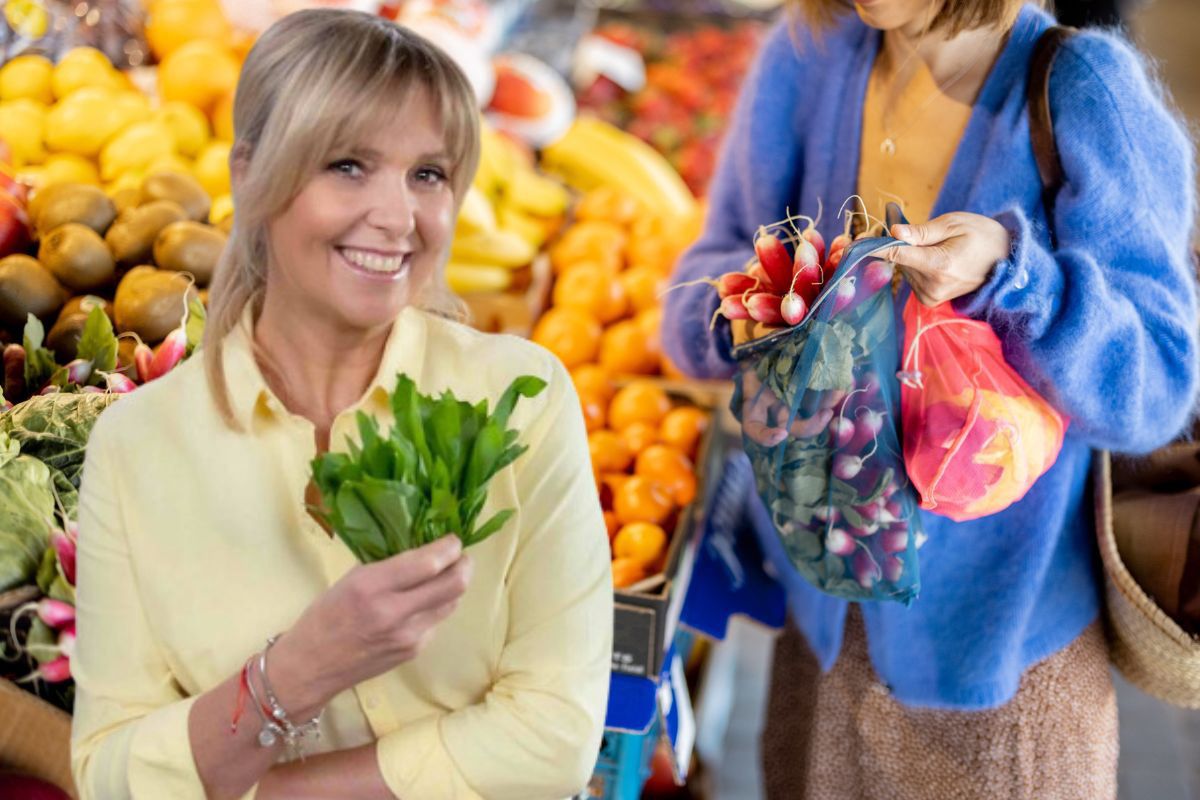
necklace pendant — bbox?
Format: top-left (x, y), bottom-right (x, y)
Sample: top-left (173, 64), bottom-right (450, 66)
top-left (880, 137), bottom-right (896, 157)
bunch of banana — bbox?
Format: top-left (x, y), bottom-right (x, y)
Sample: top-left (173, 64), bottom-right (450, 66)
top-left (447, 122), bottom-right (571, 295)
top-left (540, 116), bottom-right (697, 225)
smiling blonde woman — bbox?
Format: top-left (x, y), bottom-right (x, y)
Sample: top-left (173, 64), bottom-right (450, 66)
top-left (69, 11), bottom-right (612, 800)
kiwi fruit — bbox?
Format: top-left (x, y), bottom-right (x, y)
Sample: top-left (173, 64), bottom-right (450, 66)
top-left (35, 185), bottom-right (117, 238)
top-left (114, 265), bottom-right (199, 343)
top-left (38, 223), bottom-right (116, 292)
top-left (58, 294), bottom-right (114, 323)
top-left (46, 311), bottom-right (89, 363)
top-left (153, 221), bottom-right (226, 285)
top-left (0, 254), bottom-right (68, 327)
top-left (109, 186), bottom-right (140, 216)
top-left (105, 200), bottom-right (187, 266)
top-left (140, 171), bottom-right (211, 223)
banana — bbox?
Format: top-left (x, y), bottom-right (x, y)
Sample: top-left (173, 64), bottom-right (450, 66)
top-left (451, 228), bottom-right (537, 268)
top-left (474, 123), bottom-right (515, 200)
top-left (446, 260), bottom-right (514, 294)
top-left (497, 203), bottom-right (551, 249)
top-left (456, 185), bottom-right (498, 236)
top-left (541, 117), bottom-right (697, 223)
top-left (506, 167), bottom-right (571, 218)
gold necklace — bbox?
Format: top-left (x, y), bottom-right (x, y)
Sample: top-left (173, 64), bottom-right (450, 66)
top-left (876, 44), bottom-right (984, 157)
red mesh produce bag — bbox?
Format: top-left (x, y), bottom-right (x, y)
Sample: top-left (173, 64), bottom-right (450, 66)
top-left (899, 297), bottom-right (1067, 521)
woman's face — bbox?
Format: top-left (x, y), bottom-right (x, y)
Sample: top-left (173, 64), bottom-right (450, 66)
top-left (853, 0), bottom-right (939, 31)
top-left (264, 91), bottom-right (456, 334)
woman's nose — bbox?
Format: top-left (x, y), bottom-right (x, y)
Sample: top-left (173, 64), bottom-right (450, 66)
top-left (364, 176), bottom-right (416, 237)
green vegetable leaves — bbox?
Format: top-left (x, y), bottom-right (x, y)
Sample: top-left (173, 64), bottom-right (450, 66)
top-left (76, 305), bottom-right (117, 374)
top-left (22, 315), bottom-right (57, 391)
top-left (311, 373), bottom-right (547, 563)
top-left (0, 429), bottom-right (56, 592)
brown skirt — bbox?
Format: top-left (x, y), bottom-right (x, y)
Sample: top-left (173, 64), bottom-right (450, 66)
top-left (762, 608), bottom-right (1118, 800)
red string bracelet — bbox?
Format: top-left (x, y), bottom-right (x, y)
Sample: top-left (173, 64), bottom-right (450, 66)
top-left (230, 658), bottom-right (253, 734)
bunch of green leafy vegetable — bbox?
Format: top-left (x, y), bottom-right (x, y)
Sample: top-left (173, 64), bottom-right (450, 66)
top-left (310, 373), bottom-right (547, 562)
top-left (0, 430), bottom-right (56, 593)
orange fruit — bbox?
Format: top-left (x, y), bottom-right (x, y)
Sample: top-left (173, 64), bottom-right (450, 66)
top-left (620, 421), bottom-right (660, 454)
top-left (598, 472), bottom-right (631, 511)
top-left (628, 234), bottom-right (679, 275)
top-left (661, 352), bottom-right (688, 380)
top-left (609, 380), bottom-right (672, 431)
top-left (612, 556), bottom-right (647, 589)
top-left (145, 0), bottom-right (232, 60)
top-left (212, 88), bottom-right (235, 141)
top-left (576, 186), bottom-right (641, 226)
top-left (600, 320), bottom-right (659, 376)
top-left (614, 475), bottom-right (675, 526)
top-left (589, 429), bottom-right (634, 474)
top-left (552, 261), bottom-right (630, 324)
top-left (579, 391), bottom-right (606, 433)
top-left (571, 363), bottom-right (614, 402)
top-left (613, 522), bottom-right (668, 567)
top-left (660, 406), bottom-right (710, 459)
top-left (157, 40), bottom-right (240, 115)
top-left (635, 444), bottom-right (697, 506)
top-left (635, 307), bottom-right (663, 360)
top-left (619, 266), bottom-right (667, 313)
top-left (603, 510), bottom-right (620, 543)
top-left (531, 307), bottom-right (602, 369)
top-left (550, 220), bottom-right (626, 274)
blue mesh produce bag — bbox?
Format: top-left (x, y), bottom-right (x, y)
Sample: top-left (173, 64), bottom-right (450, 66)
top-left (730, 211), bottom-right (923, 604)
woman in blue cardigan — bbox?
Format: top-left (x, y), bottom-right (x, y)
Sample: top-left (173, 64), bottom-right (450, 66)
top-left (662, 0), bottom-right (1198, 797)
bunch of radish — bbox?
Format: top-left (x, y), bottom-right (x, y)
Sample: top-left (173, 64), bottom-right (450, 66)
top-left (710, 202), bottom-right (897, 333)
top-left (8, 519), bottom-right (78, 685)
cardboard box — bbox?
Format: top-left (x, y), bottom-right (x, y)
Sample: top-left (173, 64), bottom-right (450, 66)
top-left (0, 679), bottom-right (77, 798)
top-left (611, 381), bottom-right (732, 678)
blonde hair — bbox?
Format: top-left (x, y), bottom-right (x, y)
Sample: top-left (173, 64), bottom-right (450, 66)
top-left (203, 9), bottom-right (480, 429)
top-left (789, 0), bottom-right (1026, 36)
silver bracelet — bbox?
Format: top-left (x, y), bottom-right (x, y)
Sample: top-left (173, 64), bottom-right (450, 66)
top-left (249, 636), bottom-right (322, 760)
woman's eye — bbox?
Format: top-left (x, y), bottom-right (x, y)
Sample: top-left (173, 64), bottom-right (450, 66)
top-left (415, 166), bottom-right (449, 185)
top-left (328, 159), bottom-right (364, 178)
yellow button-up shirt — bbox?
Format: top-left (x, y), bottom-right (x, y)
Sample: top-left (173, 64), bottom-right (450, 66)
top-left (70, 306), bottom-right (613, 800)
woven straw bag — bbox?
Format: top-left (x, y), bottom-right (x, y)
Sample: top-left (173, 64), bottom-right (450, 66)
top-left (1093, 451), bottom-right (1200, 707)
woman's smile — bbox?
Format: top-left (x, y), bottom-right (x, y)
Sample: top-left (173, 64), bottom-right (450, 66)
top-left (334, 245), bottom-right (414, 280)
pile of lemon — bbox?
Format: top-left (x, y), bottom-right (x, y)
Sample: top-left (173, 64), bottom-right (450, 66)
top-left (0, 0), bottom-right (243, 226)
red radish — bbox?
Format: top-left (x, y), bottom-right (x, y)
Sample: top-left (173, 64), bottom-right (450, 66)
top-left (881, 527), bottom-right (909, 554)
top-left (134, 342), bottom-right (153, 384)
top-left (710, 294), bottom-right (750, 329)
top-left (862, 259), bottom-right (895, 295)
top-left (828, 232), bottom-right (851, 259)
top-left (848, 408), bottom-right (886, 453)
top-left (853, 550), bottom-right (882, 589)
top-left (791, 260), bottom-right (824, 305)
top-left (745, 292), bottom-right (784, 324)
top-left (855, 503), bottom-right (882, 524)
top-left (829, 415), bottom-right (855, 447)
top-left (39, 385), bottom-right (59, 395)
top-left (827, 246), bottom-right (846, 273)
top-left (103, 372), bottom-right (137, 393)
top-left (813, 505), bottom-right (841, 524)
top-left (36, 598), bottom-right (75, 629)
top-left (57, 622), bottom-right (76, 659)
top-left (792, 237), bottom-right (819, 272)
top-left (884, 496), bottom-right (904, 517)
top-left (826, 527), bottom-right (857, 557)
top-left (803, 228), bottom-right (826, 266)
top-left (747, 259), bottom-right (784, 295)
top-left (780, 291), bottom-right (807, 325)
top-left (19, 655), bottom-right (71, 684)
top-left (883, 555), bottom-right (905, 582)
top-left (831, 276), bottom-right (858, 314)
top-left (744, 420), bottom-right (788, 447)
top-left (716, 271), bottom-right (760, 298)
top-left (147, 329), bottom-right (187, 381)
top-left (63, 359), bottom-right (92, 385)
top-left (3, 343), bottom-right (26, 401)
top-left (754, 228), bottom-right (793, 292)
top-left (848, 521), bottom-right (880, 538)
top-left (50, 530), bottom-right (76, 585)
top-left (833, 453), bottom-right (866, 481)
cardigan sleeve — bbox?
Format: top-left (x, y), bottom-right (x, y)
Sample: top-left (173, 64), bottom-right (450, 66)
top-left (956, 31), bottom-right (1199, 453)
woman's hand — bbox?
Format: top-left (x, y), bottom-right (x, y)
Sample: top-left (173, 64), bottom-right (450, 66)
top-left (268, 535), bottom-right (472, 715)
top-left (881, 212), bottom-right (1011, 306)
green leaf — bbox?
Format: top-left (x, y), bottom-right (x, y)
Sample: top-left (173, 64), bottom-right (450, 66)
top-left (22, 315), bottom-right (58, 390)
top-left (332, 483), bottom-right (390, 563)
top-left (467, 508), bottom-right (514, 546)
top-left (185, 297), bottom-right (207, 356)
top-left (805, 319), bottom-right (857, 393)
top-left (783, 529), bottom-right (822, 562)
top-left (75, 305), bottom-right (118, 374)
top-left (492, 376), bottom-right (547, 429)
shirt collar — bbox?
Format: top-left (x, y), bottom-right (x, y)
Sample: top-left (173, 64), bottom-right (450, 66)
top-left (222, 304), bottom-right (429, 431)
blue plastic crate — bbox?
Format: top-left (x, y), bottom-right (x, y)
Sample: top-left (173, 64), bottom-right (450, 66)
top-left (586, 718), bottom-right (661, 800)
